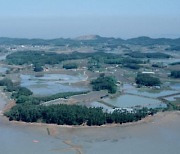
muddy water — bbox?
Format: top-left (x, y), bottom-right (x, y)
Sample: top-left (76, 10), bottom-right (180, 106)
top-left (1, 95), bottom-right (180, 154)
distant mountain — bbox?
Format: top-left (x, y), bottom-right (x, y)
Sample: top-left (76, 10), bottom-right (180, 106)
top-left (126, 36), bottom-right (180, 45)
top-left (0, 36), bottom-right (180, 46)
top-left (75, 35), bottom-right (102, 40)
top-left (0, 37), bottom-right (48, 45)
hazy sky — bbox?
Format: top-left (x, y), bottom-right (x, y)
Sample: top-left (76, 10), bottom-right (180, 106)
top-left (0, 0), bottom-right (180, 38)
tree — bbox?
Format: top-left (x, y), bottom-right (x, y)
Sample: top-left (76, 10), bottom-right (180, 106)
top-left (170, 71), bottom-right (180, 78)
top-left (136, 73), bottom-right (161, 86)
top-left (5, 104), bottom-right (156, 126)
top-left (63, 63), bottom-right (78, 69)
top-left (91, 74), bottom-right (117, 93)
top-left (34, 65), bottom-right (43, 72)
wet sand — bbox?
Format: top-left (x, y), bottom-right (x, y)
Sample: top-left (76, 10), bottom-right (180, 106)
top-left (1, 111), bottom-right (180, 154)
top-left (1, 89), bottom-right (180, 154)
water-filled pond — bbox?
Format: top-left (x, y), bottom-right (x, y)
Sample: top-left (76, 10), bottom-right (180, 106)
top-left (0, 67), bottom-right (8, 73)
top-left (103, 94), bottom-right (166, 109)
top-left (0, 54), bottom-right (8, 61)
top-left (150, 58), bottom-right (180, 64)
top-left (170, 83), bottom-right (180, 91)
top-left (20, 74), bottom-right (89, 96)
top-left (127, 89), bottom-right (178, 98)
top-left (122, 83), bottom-right (179, 98)
top-left (165, 94), bottom-right (180, 101)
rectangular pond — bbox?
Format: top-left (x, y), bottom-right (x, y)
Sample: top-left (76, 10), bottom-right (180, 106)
top-left (127, 89), bottom-right (178, 98)
top-left (103, 94), bottom-right (167, 109)
top-left (170, 83), bottom-right (180, 91)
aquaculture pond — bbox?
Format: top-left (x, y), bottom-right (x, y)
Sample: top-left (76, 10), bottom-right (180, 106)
top-left (150, 58), bottom-right (180, 64)
top-left (20, 74), bottom-right (89, 96)
top-left (165, 94), bottom-right (180, 101)
top-left (103, 94), bottom-right (166, 109)
top-left (170, 83), bottom-right (180, 91)
top-left (0, 54), bottom-right (8, 61)
top-left (0, 67), bottom-right (8, 74)
top-left (126, 89), bottom-right (178, 98)
top-left (122, 83), bottom-right (178, 98)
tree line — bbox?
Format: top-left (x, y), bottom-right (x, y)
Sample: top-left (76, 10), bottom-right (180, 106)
top-left (5, 103), bottom-right (157, 126)
top-left (126, 52), bottom-right (171, 59)
top-left (6, 51), bottom-right (115, 66)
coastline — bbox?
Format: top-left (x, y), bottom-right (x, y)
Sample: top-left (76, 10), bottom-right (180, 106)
top-left (0, 110), bottom-right (166, 129)
top-left (1, 89), bottom-right (179, 131)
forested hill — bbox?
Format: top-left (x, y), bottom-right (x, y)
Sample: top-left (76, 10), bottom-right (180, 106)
top-left (0, 36), bottom-right (180, 46)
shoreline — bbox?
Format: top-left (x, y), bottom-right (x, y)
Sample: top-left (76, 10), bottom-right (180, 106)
top-left (1, 88), bottom-right (179, 130)
top-left (1, 98), bottom-right (156, 129)
top-left (1, 111), bottom-right (161, 129)
top-left (1, 91), bottom-right (156, 129)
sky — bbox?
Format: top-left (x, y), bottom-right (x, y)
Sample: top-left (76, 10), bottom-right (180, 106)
top-left (0, 0), bottom-right (180, 39)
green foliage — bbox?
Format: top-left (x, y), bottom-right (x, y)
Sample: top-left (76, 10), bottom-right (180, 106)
top-left (32, 91), bottom-right (89, 104)
top-left (170, 71), bottom-right (180, 78)
top-left (17, 87), bottom-right (33, 96)
top-left (104, 57), bottom-right (143, 65)
top-left (5, 104), bottom-right (156, 126)
top-left (34, 65), bottom-right (43, 72)
top-left (1, 36), bottom-right (180, 46)
top-left (12, 87), bottom-right (33, 103)
top-left (0, 78), bottom-right (13, 87)
top-left (126, 37), bottom-right (180, 46)
top-left (5, 104), bottom-right (43, 122)
top-left (87, 59), bottom-right (102, 71)
top-left (123, 64), bottom-right (140, 70)
top-left (127, 52), bottom-right (171, 59)
top-left (152, 64), bottom-right (158, 67)
top-left (0, 78), bottom-right (18, 92)
top-left (6, 51), bottom-right (114, 66)
top-left (170, 62), bottom-right (180, 66)
top-left (7, 50), bottom-right (144, 70)
top-left (14, 91), bottom-right (89, 105)
top-left (91, 74), bottom-right (117, 93)
top-left (166, 46), bottom-right (180, 51)
top-left (0, 78), bottom-right (33, 99)
top-left (63, 63), bottom-right (78, 69)
top-left (136, 73), bottom-right (161, 86)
